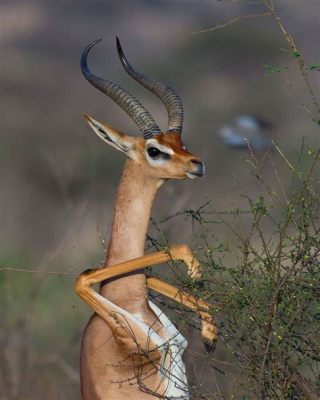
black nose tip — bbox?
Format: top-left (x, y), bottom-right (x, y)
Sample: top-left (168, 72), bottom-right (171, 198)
top-left (191, 159), bottom-right (205, 176)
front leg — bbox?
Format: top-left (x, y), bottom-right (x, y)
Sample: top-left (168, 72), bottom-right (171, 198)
top-left (76, 271), bottom-right (162, 355)
top-left (77, 244), bottom-right (202, 287)
top-left (76, 244), bottom-right (216, 346)
top-left (147, 277), bottom-right (217, 345)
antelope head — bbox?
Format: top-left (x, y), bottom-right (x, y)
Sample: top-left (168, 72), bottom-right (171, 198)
top-left (81, 38), bottom-right (205, 182)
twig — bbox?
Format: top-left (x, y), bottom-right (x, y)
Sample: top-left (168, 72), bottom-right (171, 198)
top-left (193, 12), bottom-right (272, 34)
top-left (273, 142), bottom-right (320, 200)
top-left (0, 267), bottom-right (78, 275)
top-left (261, 0), bottom-right (320, 116)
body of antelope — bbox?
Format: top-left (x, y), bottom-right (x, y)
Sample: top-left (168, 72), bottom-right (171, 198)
top-left (76, 38), bottom-right (217, 400)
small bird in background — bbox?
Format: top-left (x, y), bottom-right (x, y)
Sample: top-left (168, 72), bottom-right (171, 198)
top-left (218, 115), bottom-right (273, 150)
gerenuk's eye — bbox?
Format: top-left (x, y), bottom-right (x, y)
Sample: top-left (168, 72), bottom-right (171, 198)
top-left (147, 147), bottom-right (161, 158)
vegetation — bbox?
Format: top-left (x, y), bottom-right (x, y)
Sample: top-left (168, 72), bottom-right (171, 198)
top-left (150, 141), bottom-right (320, 399)
top-left (148, 1), bottom-right (320, 398)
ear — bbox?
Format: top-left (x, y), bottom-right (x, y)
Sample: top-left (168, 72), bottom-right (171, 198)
top-left (84, 114), bottom-right (136, 159)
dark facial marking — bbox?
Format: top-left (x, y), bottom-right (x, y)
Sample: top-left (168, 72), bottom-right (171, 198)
top-left (147, 146), bottom-right (170, 161)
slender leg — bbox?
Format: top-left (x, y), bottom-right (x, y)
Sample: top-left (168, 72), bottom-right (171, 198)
top-left (77, 245), bottom-right (202, 288)
top-left (76, 275), bottom-right (163, 353)
top-left (76, 244), bottom-right (216, 346)
top-left (147, 277), bottom-right (217, 344)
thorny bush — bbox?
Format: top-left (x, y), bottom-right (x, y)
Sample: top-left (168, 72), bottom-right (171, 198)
top-left (148, 143), bottom-right (320, 399)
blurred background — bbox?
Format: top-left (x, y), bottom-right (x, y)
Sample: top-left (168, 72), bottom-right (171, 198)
top-left (0, 0), bottom-right (319, 398)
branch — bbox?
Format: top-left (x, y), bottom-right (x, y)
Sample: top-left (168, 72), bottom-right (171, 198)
top-left (0, 267), bottom-right (78, 276)
top-left (193, 12), bottom-right (272, 34)
top-left (261, 0), bottom-right (320, 117)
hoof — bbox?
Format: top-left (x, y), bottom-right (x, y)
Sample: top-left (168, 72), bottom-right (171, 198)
top-left (203, 340), bottom-right (216, 353)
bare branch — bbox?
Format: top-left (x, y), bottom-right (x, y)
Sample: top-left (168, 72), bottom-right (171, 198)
top-left (193, 12), bottom-right (272, 34)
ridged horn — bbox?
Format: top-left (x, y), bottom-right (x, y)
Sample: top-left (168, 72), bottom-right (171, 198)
top-left (81, 39), bottom-right (161, 139)
top-left (116, 37), bottom-right (184, 135)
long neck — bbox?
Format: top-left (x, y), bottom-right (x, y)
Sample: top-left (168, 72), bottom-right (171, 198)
top-left (100, 159), bottom-right (161, 308)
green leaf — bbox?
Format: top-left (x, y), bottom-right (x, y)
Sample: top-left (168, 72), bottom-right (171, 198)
top-left (263, 64), bottom-right (288, 75)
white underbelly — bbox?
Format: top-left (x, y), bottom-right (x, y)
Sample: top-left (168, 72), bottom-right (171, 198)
top-left (148, 301), bottom-right (189, 399)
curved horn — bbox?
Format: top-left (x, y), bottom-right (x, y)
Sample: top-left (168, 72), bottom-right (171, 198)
top-left (81, 39), bottom-right (161, 139)
top-left (116, 37), bottom-right (184, 135)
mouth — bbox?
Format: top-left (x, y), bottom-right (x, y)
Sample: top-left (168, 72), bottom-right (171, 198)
top-left (186, 171), bottom-right (204, 179)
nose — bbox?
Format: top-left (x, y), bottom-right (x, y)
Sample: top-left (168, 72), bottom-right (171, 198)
top-left (191, 159), bottom-right (205, 177)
